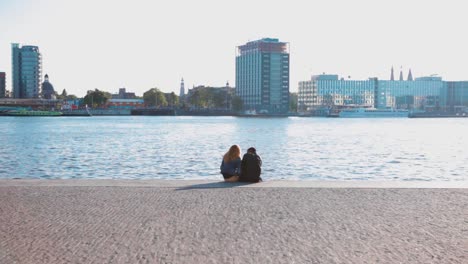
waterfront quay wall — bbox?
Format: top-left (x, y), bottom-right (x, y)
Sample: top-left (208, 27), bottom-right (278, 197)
top-left (89, 109), bottom-right (131, 115)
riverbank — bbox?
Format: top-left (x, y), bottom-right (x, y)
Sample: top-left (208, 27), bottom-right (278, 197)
top-left (1, 180), bottom-right (466, 263)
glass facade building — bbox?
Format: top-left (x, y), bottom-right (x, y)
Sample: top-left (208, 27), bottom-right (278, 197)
top-left (236, 38), bottom-right (289, 113)
top-left (298, 74), bottom-right (465, 111)
top-left (376, 77), bottom-right (443, 109)
top-left (12, 43), bottom-right (42, 98)
top-left (298, 75), bottom-right (376, 111)
top-left (441, 81), bottom-right (468, 110)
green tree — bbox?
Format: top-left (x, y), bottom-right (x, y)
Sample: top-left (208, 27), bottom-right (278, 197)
top-left (66, 94), bottom-right (78, 100)
top-left (188, 90), bottom-right (202, 108)
top-left (289, 92), bottom-right (298, 113)
top-left (164, 92), bottom-right (179, 107)
top-left (200, 88), bottom-right (213, 108)
top-left (83, 89), bottom-right (112, 108)
top-left (56, 89), bottom-right (69, 100)
top-left (143, 88), bottom-right (167, 107)
top-left (213, 91), bottom-right (226, 108)
top-left (187, 87), bottom-right (235, 109)
top-left (231, 96), bottom-right (243, 112)
top-left (56, 90), bottom-right (78, 100)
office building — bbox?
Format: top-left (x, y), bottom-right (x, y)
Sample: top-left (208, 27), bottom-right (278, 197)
top-left (12, 43), bottom-right (42, 98)
top-left (107, 99), bottom-right (144, 109)
top-left (298, 70), bottom-right (451, 111)
top-left (236, 38), bottom-right (289, 113)
top-left (376, 77), bottom-right (442, 109)
top-left (0, 72), bottom-right (5, 98)
top-left (298, 74), bottom-right (376, 111)
top-left (441, 81), bottom-right (468, 110)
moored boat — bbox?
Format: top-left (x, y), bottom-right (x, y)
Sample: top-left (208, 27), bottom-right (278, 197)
top-left (7, 109), bottom-right (63, 116)
top-left (61, 108), bottom-right (92, 116)
top-left (408, 111), bottom-right (468, 118)
top-left (339, 108), bottom-right (409, 118)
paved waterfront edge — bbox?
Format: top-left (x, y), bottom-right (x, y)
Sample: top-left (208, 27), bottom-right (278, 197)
top-left (1, 179), bottom-right (467, 188)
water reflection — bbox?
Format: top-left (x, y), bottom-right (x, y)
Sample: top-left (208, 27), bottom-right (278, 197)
top-left (0, 116), bottom-right (467, 181)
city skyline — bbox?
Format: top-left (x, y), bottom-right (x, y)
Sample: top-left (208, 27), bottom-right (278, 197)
top-left (1, 0), bottom-right (467, 97)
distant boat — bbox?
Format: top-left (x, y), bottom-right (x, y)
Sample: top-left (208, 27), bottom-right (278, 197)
top-left (7, 109), bottom-right (63, 116)
top-left (243, 109), bottom-right (257, 116)
top-left (61, 108), bottom-right (92, 116)
top-left (339, 108), bottom-right (409, 118)
top-left (409, 111), bottom-right (468, 118)
top-left (0, 107), bottom-right (27, 115)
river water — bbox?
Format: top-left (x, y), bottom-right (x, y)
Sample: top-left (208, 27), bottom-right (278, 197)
top-left (0, 116), bottom-right (467, 181)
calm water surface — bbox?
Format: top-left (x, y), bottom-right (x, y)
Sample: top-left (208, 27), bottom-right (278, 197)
top-left (0, 116), bottom-right (467, 181)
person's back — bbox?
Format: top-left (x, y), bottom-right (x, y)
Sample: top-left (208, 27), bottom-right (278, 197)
top-left (239, 147), bottom-right (262, 183)
top-left (220, 145), bottom-right (242, 182)
top-left (220, 157), bottom-right (241, 178)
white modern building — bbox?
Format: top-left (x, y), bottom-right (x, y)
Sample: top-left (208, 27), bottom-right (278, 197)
top-left (298, 70), bottom-right (461, 112)
top-left (298, 74), bottom-right (376, 111)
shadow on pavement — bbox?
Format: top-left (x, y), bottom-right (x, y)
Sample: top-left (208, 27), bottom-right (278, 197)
top-left (175, 181), bottom-right (254, 190)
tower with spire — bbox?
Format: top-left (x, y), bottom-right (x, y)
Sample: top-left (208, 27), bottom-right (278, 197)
top-left (407, 69), bottom-right (413, 81)
top-left (399, 67), bottom-right (404, 81)
top-left (179, 78), bottom-right (185, 98)
top-left (390, 66), bottom-right (394, 81)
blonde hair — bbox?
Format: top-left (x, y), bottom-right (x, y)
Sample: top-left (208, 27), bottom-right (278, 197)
top-left (223, 145), bottom-right (241, 163)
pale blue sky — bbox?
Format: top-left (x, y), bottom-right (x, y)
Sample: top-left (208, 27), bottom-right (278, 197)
top-left (1, 0), bottom-right (467, 97)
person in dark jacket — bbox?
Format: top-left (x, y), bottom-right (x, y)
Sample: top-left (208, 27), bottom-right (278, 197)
top-left (239, 147), bottom-right (262, 183)
top-left (220, 145), bottom-right (242, 182)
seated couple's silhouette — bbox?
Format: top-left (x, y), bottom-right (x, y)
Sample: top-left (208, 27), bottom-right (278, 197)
top-left (220, 145), bottom-right (262, 183)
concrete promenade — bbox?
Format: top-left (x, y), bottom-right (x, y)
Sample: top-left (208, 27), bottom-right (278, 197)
top-left (1, 180), bottom-right (467, 264)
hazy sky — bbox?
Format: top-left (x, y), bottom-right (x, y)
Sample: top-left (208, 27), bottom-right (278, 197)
top-left (1, 0), bottom-right (467, 97)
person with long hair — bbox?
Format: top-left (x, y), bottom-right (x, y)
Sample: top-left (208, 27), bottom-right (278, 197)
top-left (220, 145), bottom-right (241, 182)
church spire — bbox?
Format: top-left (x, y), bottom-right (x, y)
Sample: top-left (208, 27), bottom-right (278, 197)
top-left (407, 69), bottom-right (413, 81)
top-left (390, 66), bottom-right (394, 81)
top-left (179, 78), bottom-right (185, 97)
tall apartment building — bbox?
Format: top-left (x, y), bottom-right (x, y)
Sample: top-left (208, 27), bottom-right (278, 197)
top-left (12, 43), bottom-right (42, 98)
top-left (0, 72), bottom-right (5, 98)
top-left (236, 38), bottom-right (289, 114)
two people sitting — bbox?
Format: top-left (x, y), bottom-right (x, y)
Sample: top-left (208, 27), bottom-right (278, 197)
top-left (220, 145), bottom-right (262, 183)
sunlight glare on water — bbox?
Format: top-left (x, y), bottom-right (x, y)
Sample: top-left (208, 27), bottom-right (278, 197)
top-left (0, 116), bottom-right (467, 181)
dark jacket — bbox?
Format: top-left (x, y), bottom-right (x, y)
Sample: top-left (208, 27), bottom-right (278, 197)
top-left (220, 157), bottom-right (241, 176)
top-left (239, 153), bottom-right (262, 182)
